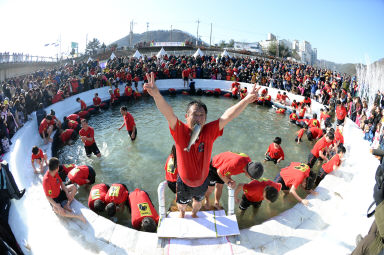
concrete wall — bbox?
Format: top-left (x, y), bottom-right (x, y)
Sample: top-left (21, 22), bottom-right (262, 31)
top-left (0, 62), bottom-right (57, 81)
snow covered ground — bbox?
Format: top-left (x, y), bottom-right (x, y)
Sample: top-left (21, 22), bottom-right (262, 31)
top-left (7, 79), bottom-right (377, 254)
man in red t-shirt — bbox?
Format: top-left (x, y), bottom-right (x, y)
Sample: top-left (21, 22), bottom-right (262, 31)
top-left (42, 158), bottom-right (85, 223)
top-left (93, 93), bottom-right (102, 110)
top-left (105, 183), bottom-right (129, 217)
top-left (335, 100), bottom-right (347, 126)
top-left (67, 165), bottom-right (96, 186)
top-left (289, 110), bottom-right (298, 123)
top-left (118, 106), bottom-right (136, 141)
top-left (56, 128), bottom-right (78, 145)
top-left (144, 72), bottom-right (260, 218)
top-left (79, 119), bottom-right (101, 158)
top-left (205, 151), bottom-right (263, 210)
top-left (31, 146), bottom-right (48, 174)
top-left (274, 162), bottom-right (317, 206)
top-left (76, 97), bottom-right (87, 111)
top-left (307, 126), bottom-right (323, 141)
top-left (234, 178), bottom-right (281, 212)
top-left (307, 132), bottom-right (334, 168)
top-left (296, 125), bottom-right (308, 144)
top-left (39, 115), bottom-right (54, 144)
top-left (315, 145), bottom-right (345, 186)
top-left (182, 68), bottom-right (190, 87)
top-left (88, 183), bottom-right (109, 213)
top-left (264, 137), bottom-right (284, 164)
top-left (129, 188), bottom-right (159, 232)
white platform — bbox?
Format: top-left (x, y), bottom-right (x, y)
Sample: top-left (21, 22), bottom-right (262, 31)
top-left (158, 210), bottom-right (240, 238)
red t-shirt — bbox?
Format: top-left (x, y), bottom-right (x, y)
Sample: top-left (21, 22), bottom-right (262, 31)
top-left (243, 179), bottom-right (282, 202)
top-left (68, 165), bottom-right (90, 185)
top-left (114, 88), bottom-right (120, 97)
top-left (309, 118), bottom-right (320, 128)
top-left (311, 137), bottom-right (332, 158)
top-left (88, 183), bottom-right (109, 210)
top-left (43, 171), bottom-right (62, 199)
top-left (299, 108), bottom-right (306, 118)
top-left (124, 112), bottom-right (136, 131)
top-left (309, 127), bottom-right (323, 139)
top-left (31, 148), bottom-right (44, 162)
top-left (164, 155), bottom-right (178, 182)
top-left (129, 189), bottom-right (159, 230)
top-left (212, 152), bottom-right (251, 177)
top-left (79, 127), bottom-right (95, 146)
top-left (105, 184), bottom-right (129, 206)
top-left (276, 94), bottom-right (282, 100)
top-left (170, 119), bottom-right (223, 187)
top-left (67, 120), bottom-right (78, 129)
top-left (93, 97), bottom-right (101, 106)
top-left (320, 112), bottom-right (330, 121)
top-left (289, 113), bottom-right (298, 121)
top-left (39, 118), bottom-right (49, 134)
top-left (266, 143), bottom-right (284, 160)
top-left (61, 164), bottom-right (76, 174)
top-left (335, 128), bottom-right (344, 144)
top-left (280, 162), bottom-right (310, 189)
top-left (322, 154), bottom-right (341, 174)
top-left (60, 129), bottom-right (74, 143)
top-left (125, 86), bottom-right (133, 96)
top-left (67, 114), bottom-right (80, 121)
top-left (80, 100), bottom-right (87, 110)
top-left (336, 105), bottom-right (347, 120)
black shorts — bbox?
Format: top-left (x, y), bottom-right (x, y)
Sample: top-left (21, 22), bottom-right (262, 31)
top-left (307, 152), bottom-right (318, 168)
top-left (317, 167), bottom-right (328, 182)
top-left (336, 118), bottom-right (345, 126)
top-left (208, 164), bottom-right (224, 186)
top-left (85, 143), bottom-right (100, 157)
top-left (70, 131), bottom-right (78, 141)
top-left (274, 173), bottom-right (289, 191)
top-left (40, 130), bottom-right (48, 139)
top-left (264, 154), bottom-right (278, 164)
top-left (306, 131), bottom-right (313, 141)
top-left (88, 166), bottom-right (96, 184)
top-left (183, 77), bottom-right (188, 81)
top-left (128, 128), bottom-right (137, 141)
top-left (176, 175), bottom-right (209, 204)
top-left (167, 181), bottom-right (177, 194)
top-left (239, 194), bottom-right (262, 210)
top-left (53, 190), bottom-right (67, 205)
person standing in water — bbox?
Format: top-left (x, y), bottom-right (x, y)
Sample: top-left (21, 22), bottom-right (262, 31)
top-left (144, 72), bottom-right (260, 218)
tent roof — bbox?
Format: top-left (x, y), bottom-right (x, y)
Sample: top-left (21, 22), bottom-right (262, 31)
top-left (221, 50), bottom-right (230, 57)
top-left (110, 52), bottom-right (116, 60)
top-left (156, 47), bottom-right (168, 58)
top-left (133, 50), bottom-right (142, 59)
top-left (193, 48), bottom-right (205, 58)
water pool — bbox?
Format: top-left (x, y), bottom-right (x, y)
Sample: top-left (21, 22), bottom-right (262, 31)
top-left (57, 95), bottom-right (314, 229)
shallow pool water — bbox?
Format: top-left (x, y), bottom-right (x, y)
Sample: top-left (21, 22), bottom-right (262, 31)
top-left (57, 95), bottom-right (314, 229)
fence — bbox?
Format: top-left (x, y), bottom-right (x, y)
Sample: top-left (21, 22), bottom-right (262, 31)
top-left (0, 54), bottom-right (58, 63)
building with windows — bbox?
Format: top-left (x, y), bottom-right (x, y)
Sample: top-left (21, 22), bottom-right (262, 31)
top-left (233, 42), bottom-right (262, 53)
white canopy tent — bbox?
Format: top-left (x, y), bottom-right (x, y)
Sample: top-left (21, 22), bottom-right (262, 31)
top-left (132, 50), bottom-right (142, 59)
top-left (156, 47), bottom-right (168, 58)
top-left (221, 50), bottom-right (231, 57)
top-left (110, 52), bottom-right (116, 60)
top-left (193, 48), bottom-right (205, 58)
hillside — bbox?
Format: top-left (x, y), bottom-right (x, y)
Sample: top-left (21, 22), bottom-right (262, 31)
top-left (111, 29), bottom-right (202, 47)
top-left (316, 60), bottom-right (358, 76)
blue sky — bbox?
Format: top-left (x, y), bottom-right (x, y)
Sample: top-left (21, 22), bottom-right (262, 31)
top-left (0, 0), bottom-right (383, 64)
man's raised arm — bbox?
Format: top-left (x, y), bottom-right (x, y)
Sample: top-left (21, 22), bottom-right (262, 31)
top-left (219, 84), bottom-right (260, 130)
top-left (143, 72), bottom-right (177, 129)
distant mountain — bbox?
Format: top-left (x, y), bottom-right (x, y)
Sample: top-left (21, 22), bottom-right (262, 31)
top-left (111, 29), bottom-right (203, 47)
top-left (316, 60), bottom-right (358, 76)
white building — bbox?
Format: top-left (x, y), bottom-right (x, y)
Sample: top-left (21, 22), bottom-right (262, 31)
top-left (233, 42), bottom-right (262, 53)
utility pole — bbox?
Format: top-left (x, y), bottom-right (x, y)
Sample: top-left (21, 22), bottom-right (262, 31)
top-left (276, 37), bottom-right (279, 58)
top-left (86, 33), bottom-right (88, 55)
top-left (129, 20), bottom-right (135, 47)
top-left (146, 22), bottom-right (149, 42)
top-left (196, 19), bottom-right (200, 46)
top-left (209, 23), bottom-right (212, 48)
top-left (170, 25), bottom-right (172, 41)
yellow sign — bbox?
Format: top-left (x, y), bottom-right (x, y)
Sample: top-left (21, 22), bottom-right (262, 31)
top-left (109, 186), bottom-right (120, 197)
top-left (166, 158), bottom-right (176, 174)
top-left (294, 163), bottom-right (310, 172)
top-left (69, 167), bottom-right (80, 176)
top-left (138, 202), bottom-right (152, 217)
top-left (91, 189), bottom-right (101, 200)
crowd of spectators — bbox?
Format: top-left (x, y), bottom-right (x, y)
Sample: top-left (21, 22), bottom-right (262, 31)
top-left (0, 51), bottom-right (376, 157)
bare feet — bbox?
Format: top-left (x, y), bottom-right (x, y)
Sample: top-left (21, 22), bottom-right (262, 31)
top-left (202, 204), bottom-right (211, 211)
top-left (191, 212), bottom-right (199, 218)
top-left (64, 203), bottom-right (72, 212)
top-left (78, 214), bottom-right (87, 224)
top-left (213, 203), bottom-right (224, 210)
top-left (178, 211), bottom-right (185, 218)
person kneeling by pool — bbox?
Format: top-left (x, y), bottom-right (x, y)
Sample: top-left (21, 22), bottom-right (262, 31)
top-left (105, 183), bottom-right (129, 217)
top-left (234, 178), bottom-right (281, 213)
top-left (205, 151), bottom-right (264, 210)
top-left (88, 183), bottom-right (109, 214)
top-left (129, 188), bottom-right (159, 232)
top-left (67, 165), bottom-right (96, 186)
top-left (264, 137), bottom-right (284, 164)
top-left (274, 162), bottom-right (317, 206)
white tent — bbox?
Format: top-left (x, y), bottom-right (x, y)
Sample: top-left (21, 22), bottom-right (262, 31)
top-left (110, 52), bottom-right (116, 60)
top-left (87, 57), bottom-right (93, 63)
top-left (132, 50), bottom-right (142, 59)
top-left (193, 48), bottom-right (205, 58)
top-left (221, 50), bottom-right (231, 57)
top-left (156, 47), bottom-right (168, 58)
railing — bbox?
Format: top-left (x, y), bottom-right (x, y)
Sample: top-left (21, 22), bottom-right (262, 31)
top-left (0, 54), bottom-right (58, 63)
